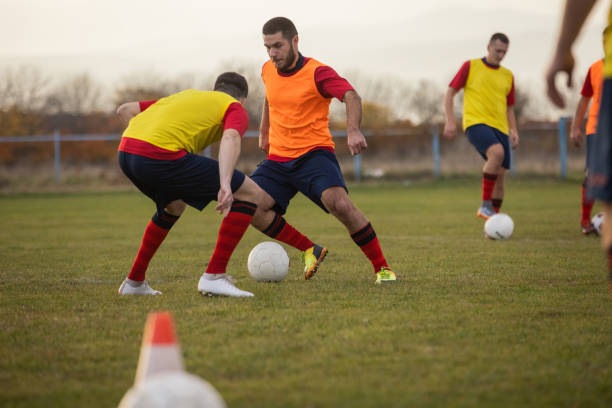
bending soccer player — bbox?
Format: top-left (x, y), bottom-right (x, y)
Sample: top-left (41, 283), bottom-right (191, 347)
top-left (570, 32), bottom-right (606, 235)
top-left (116, 72), bottom-right (319, 297)
top-left (546, 0), bottom-right (612, 297)
top-left (250, 17), bottom-right (395, 284)
top-left (443, 33), bottom-right (520, 220)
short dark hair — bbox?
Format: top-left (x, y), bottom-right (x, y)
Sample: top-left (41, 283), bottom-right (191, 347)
top-left (214, 72), bottom-right (248, 99)
top-left (263, 17), bottom-right (298, 41)
top-left (489, 32), bottom-right (509, 45)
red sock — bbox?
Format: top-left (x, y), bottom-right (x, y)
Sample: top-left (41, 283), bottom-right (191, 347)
top-left (128, 221), bottom-right (171, 281)
top-left (351, 222), bottom-right (388, 272)
top-left (482, 173), bottom-right (497, 202)
top-left (206, 201), bottom-right (257, 274)
top-left (581, 177), bottom-right (594, 226)
top-left (262, 213), bottom-right (313, 251)
top-left (492, 198), bottom-right (503, 213)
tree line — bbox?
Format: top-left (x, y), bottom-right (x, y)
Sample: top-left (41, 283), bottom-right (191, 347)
top-left (0, 63), bottom-right (565, 138)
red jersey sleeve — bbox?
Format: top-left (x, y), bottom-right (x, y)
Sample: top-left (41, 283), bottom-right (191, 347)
top-left (222, 102), bottom-right (249, 137)
top-left (314, 66), bottom-right (354, 101)
top-left (506, 77), bottom-right (515, 106)
top-left (581, 67), bottom-right (594, 98)
top-left (449, 61), bottom-right (470, 90)
top-left (138, 100), bottom-right (157, 111)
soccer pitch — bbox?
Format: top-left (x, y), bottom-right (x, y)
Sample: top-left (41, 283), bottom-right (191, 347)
top-left (1, 177), bottom-right (611, 407)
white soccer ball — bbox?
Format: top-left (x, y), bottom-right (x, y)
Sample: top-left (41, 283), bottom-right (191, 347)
top-left (484, 213), bottom-right (514, 240)
top-left (118, 371), bottom-right (226, 408)
top-left (592, 212), bottom-right (605, 236)
top-left (247, 241), bottom-right (290, 282)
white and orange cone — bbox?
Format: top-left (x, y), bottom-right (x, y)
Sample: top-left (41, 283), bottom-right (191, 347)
top-left (134, 311), bottom-right (184, 385)
top-left (119, 311), bottom-right (226, 408)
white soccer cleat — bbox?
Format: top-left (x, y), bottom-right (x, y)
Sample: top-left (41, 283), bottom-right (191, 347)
top-left (198, 274), bottom-right (254, 297)
top-left (118, 279), bottom-right (162, 295)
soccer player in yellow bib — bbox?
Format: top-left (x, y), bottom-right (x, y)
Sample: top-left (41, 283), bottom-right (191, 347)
top-left (443, 33), bottom-right (520, 220)
top-left (116, 72), bottom-right (321, 297)
top-left (547, 0), bottom-right (612, 297)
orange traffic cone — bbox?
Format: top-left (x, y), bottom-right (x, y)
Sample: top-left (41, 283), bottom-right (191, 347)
top-left (134, 311), bottom-right (184, 385)
top-left (119, 311), bottom-right (227, 408)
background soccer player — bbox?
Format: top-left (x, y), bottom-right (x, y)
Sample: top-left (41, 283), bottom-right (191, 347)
top-left (116, 72), bottom-right (266, 297)
top-left (546, 0), bottom-right (612, 296)
top-left (569, 33), bottom-right (606, 235)
top-left (251, 16), bottom-right (396, 284)
top-left (443, 33), bottom-right (520, 220)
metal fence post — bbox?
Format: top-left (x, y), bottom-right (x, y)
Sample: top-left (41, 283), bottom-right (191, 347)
top-left (558, 117), bottom-right (568, 179)
top-left (53, 129), bottom-right (61, 182)
top-left (432, 126), bottom-right (440, 179)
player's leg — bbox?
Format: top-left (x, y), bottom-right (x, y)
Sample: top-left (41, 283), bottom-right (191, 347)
top-left (479, 143), bottom-right (504, 218)
top-left (491, 169), bottom-right (505, 213)
top-left (581, 173), bottom-right (596, 234)
top-left (117, 151), bottom-right (185, 295)
top-left (292, 150), bottom-right (393, 283)
top-left (119, 200), bottom-right (186, 295)
top-left (195, 165), bottom-right (255, 297)
top-left (466, 124), bottom-right (506, 220)
top-left (581, 134), bottom-right (596, 234)
top-left (588, 73), bottom-right (612, 297)
top-left (250, 160), bottom-right (327, 279)
top-left (320, 186), bottom-right (394, 283)
top-left (250, 188), bottom-right (315, 252)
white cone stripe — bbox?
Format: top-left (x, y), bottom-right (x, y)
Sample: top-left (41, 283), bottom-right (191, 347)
top-left (135, 345), bottom-right (184, 384)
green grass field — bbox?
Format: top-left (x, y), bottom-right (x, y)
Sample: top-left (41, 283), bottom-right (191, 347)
top-left (1, 177), bottom-right (611, 407)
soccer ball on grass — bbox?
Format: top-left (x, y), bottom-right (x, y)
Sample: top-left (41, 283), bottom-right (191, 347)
top-left (247, 241), bottom-right (290, 282)
top-left (484, 213), bottom-right (514, 240)
top-left (592, 212), bottom-right (605, 236)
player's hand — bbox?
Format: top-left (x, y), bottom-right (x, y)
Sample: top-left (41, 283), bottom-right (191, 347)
top-left (570, 127), bottom-right (583, 147)
top-left (347, 128), bottom-right (367, 156)
top-left (546, 50), bottom-right (575, 108)
top-left (443, 120), bottom-right (457, 140)
top-left (259, 132), bottom-right (270, 153)
top-left (215, 185), bottom-right (233, 216)
top-left (509, 129), bottom-right (519, 149)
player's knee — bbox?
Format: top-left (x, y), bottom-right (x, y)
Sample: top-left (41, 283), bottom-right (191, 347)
top-left (487, 145), bottom-right (505, 163)
top-left (325, 196), bottom-right (354, 217)
top-left (234, 177), bottom-right (264, 205)
top-left (165, 200), bottom-right (186, 216)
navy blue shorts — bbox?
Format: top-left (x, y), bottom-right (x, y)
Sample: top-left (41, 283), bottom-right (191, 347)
top-left (466, 124), bottom-right (511, 169)
top-left (588, 78), bottom-right (612, 201)
top-left (118, 151), bottom-right (246, 213)
top-left (250, 149), bottom-right (347, 214)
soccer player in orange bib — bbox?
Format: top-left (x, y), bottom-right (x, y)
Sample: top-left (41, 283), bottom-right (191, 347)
top-left (547, 0), bottom-right (612, 297)
top-left (443, 33), bottom-right (520, 220)
top-left (116, 72), bottom-right (319, 297)
top-left (250, 17), bottom-right (395, 284)
top-left (570, 35), bottom-right (606, 235)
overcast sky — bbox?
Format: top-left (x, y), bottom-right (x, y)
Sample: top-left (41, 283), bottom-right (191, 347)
top-left (0, 0), bottom-right (609, 113)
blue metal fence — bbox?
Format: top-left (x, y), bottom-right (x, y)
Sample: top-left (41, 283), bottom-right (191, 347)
top-left (0, 119), bottom-right (573, 183)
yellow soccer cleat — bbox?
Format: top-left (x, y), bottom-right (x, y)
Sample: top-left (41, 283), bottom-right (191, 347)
top-left (301, 244), bottom-right (328, 280)
top-left (375, 267), bottom-right (397, 284)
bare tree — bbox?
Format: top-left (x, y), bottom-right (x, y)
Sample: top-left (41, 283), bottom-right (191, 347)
top-left (46, 73), bottom-right (104, 115)
top-left (113, 71), bottom-right (207, 106)
top-left (408, 79), bottom-right (445, 126)
top-left (0, 66), bottom-right (50, 112)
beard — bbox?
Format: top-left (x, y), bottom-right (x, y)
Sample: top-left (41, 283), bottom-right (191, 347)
top-left (275, 45), bottom-right (297, 72)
